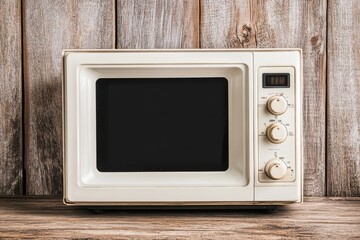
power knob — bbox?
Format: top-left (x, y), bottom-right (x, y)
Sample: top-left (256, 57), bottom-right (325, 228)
top-left (267, 95), bottom-right (288, 115)
top-left (266, 123), bottom-right (288, 144)
top-left (265, 158), bottom-right (288, 180)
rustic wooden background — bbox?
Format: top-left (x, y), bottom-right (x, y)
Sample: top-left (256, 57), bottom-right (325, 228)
top-left (0, 0), bottom-right (359, 197)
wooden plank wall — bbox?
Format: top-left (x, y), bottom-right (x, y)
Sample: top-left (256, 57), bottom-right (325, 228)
top-left (0, 0), bottom-right (23, 195)
top-left (327, 0), bottom-right (360, 196)
top-left (117, 0), bottom-right (199, 48)
top-left (23, 0), bottom-right (115, 195)
top-left (0, 0), bottom-right (358, 196)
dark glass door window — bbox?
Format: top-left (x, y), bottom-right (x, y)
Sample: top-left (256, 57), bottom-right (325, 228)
top-left (96, 78), bottom-right (228, 172)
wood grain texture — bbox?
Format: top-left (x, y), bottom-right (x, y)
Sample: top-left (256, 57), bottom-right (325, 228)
top-left (0, 0), bottom-right (23, 195)
top-left (327, 0), bottom-right (360, 196)
top-left (200, 0), bottom-right (254, 48)
top-left (117, 0), bottom-right (199, 48)
top-left (23, 0), bottom-right (115, 195)
top-left (201, 0), bottom-right (327, 196)
top-left (0, 197), bottom-right (359, 239)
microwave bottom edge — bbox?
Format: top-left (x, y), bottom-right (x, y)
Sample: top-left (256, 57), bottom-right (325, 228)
top-left (63, 198), bottom-right (303, 208)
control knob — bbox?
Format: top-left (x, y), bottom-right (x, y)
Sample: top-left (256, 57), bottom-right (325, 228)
top-left (266, 123), bottom-right (288, 144)
top-left (265, 158), bottom-right (288, 180)
top-left (267, 95), bottom-right (288, 115)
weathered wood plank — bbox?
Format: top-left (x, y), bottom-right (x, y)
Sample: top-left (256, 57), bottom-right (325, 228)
top-left (250, 1), bottom-right (327, 197)
top-left (327, 0), bottom-right (360, 196)
top-left (117, 0), bottom-right (199, 48)
top-left (201, 0), bottom-right (327, 196)
top-left (0, 197), bottom-right (359, 239)
top-left (200, 0), bottom-right (254, 48)
top-left (0, 0), bottom-right (23, 195)
top-left (23, 0), bottom-right (115, 195)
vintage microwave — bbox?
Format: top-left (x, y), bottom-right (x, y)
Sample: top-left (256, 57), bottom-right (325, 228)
top-left (63, 49), bottom-right (303, 206)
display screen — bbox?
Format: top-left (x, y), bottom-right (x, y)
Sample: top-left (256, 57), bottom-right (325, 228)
top-left (96, 78), bottom-right (229, 172)
top-left (263, 73), bottom-right (290, 88)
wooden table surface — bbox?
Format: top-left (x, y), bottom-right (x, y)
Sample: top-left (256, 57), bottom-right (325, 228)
top-left (0, 197), bottom-right (359, 239)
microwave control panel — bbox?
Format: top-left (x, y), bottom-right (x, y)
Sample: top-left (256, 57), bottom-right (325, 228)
top-left (257, 67), bottom-right (296, 183)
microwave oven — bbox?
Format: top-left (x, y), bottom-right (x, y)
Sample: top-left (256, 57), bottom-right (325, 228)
top-left (63, 49), bottom-right (303, 206)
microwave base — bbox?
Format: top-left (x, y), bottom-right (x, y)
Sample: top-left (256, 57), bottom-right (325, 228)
top-left (86, 205), bottom-right (283, 212)
top-left (64, 198), bottom-right (299, 208)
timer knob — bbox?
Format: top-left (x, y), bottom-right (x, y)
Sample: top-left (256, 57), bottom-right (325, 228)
top-left (266, 123), bottom-right (288, 144)
top-left (265, 158), bottom-right (288, 180)
top-left (267, 96), bottom-right (288, 115)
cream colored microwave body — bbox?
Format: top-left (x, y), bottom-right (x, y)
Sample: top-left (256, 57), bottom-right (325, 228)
top-left (63, 49), bottom-right (303, 206)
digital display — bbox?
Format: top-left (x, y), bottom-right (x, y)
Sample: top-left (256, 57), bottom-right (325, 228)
top-left (263, 73), bottom-right (290, 88)
top-left (96, 78), bottom-right (229, 172)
